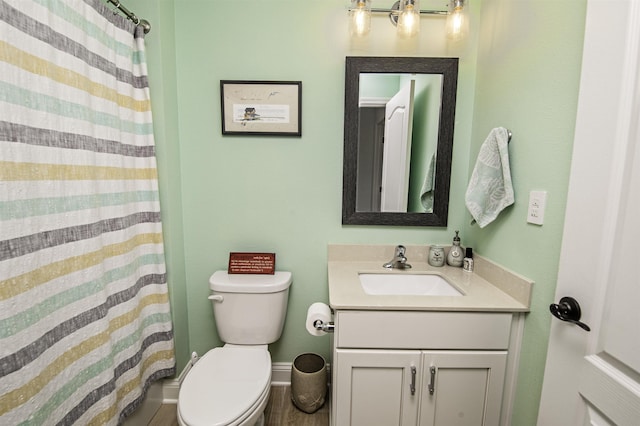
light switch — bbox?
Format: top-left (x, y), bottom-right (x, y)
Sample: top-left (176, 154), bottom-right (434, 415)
top-left (527, 190), bottom-right (547, 225)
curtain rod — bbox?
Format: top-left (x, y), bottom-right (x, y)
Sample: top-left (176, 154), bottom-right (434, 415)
top-left (106, 0), bottom-right (151, 34)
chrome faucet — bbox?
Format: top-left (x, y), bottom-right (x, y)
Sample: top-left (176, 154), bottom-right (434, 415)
top-left (383, 245), bottom-right (412, 269)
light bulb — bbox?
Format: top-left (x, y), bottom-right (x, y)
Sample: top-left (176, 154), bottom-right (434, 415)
top-left (350, 0), bottom-right (371, 37)
top-left (446, 0), bottom-right (468, 40)
top-left (397, 0), bottom-right (420, 38)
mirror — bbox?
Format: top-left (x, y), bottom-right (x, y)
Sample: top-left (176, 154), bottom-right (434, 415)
top-left (342, 57), bottom-right (458, 226)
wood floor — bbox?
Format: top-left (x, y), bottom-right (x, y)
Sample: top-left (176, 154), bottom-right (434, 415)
top-left (148, 385), bottom-right (329, 426)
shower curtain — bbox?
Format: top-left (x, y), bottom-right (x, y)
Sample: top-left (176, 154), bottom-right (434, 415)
top-left (0, 0), bottom-right (176, 424)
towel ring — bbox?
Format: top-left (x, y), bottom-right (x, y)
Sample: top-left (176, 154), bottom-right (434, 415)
top-left (507, 130), bottom-right (512, 143)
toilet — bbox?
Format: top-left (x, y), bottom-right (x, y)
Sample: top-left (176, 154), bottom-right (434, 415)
top-left (177, 270), bottom-right (292, 426)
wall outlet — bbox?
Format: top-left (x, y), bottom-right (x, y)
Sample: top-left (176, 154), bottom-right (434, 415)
top-left (527, 190), bottom-right (547, 225)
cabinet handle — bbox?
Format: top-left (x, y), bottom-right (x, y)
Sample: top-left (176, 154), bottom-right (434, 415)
top-left (410, 366), bottom-right (416, 395)
top-left (428, 366), bottom-right (436, 395)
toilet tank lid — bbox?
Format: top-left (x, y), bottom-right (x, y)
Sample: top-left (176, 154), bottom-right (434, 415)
top-left (209, 271), bottom-right (292, 293)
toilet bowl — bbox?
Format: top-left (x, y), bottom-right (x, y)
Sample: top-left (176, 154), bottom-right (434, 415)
top-left (177, 271), bottom-right (292, 426)
top-left (177, 345), bottom-right (271, 426)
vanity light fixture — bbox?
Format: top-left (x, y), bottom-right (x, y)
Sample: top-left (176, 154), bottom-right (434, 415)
top-left (349, 0), bottom-right (468, 40)
top-left (446, 0), bottom-right (469, 40)
top-left (349, 0), bottom-right (372, 37)
top-left (396, 0), bottom-right (421, 38)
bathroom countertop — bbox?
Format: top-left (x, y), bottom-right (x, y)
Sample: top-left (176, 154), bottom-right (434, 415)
top-left (328, 244), bottom-right (533, 312)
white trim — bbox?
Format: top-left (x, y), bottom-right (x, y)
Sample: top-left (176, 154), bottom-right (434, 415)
top-left (162, 378), bottom-right (180, 404)
top-left (579, 355), bottom-right (640, 425)
top-left (161, 352), bottom-right (197, 403)
top-left (125, 361), bottom-right (333, 422)
top-left (271, 362), bottom-right (293, 386)
top-left (160, 361), bottom-right (331, 401)
top-left (161, 374), bottom-right (183, 404)
top-left (500, 313), bottom-right (525, 425)
top-left (123, 381), bottom-right (164, 425)
top-left (359, 97), bottom-right (390, 108)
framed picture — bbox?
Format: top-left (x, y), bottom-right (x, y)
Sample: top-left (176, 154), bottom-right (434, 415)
top-left (220, 80), bottom-right (302, 136)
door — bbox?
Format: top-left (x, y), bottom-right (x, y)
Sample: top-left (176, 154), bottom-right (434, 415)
top-left (356, 106), bottom-right (385, 211)
top-left (419, 351), bottom-right (507, 426)
top-left (380, 80), bottom-right (416, 212)
top-left (334, 349), bottom-right (422, 426)
top-left (538, 1), bottom-right (640, 425)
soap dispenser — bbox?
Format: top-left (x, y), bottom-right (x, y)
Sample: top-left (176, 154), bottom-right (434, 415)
top-left (446, 230), bottom-right (464, 267)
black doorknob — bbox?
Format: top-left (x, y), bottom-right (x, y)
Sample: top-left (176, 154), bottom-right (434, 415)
top-left (549, 296), bottom-right (591, 332)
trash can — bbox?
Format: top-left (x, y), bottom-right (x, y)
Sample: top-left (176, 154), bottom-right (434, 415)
top-left (290, 353), bottom-right (327, 413)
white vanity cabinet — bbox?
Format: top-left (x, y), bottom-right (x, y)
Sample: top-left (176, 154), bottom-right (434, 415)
top-left (418, 351), bottom-right (507, 426)
top-left (331, 310), bottom-right (515, 426)
top-left (334, 349), bottom-right (422, 425)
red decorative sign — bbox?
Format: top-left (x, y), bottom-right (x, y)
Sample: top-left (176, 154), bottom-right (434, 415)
top-left (228, 252), bottom-right (276, 274)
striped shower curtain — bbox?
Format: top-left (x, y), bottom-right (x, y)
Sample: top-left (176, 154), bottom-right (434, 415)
top-left (0, 0), bottom-right (176, 424)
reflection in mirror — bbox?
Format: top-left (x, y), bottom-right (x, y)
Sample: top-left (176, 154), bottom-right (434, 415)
top-left (357, 73), bottom-right (443, 213)
top-left (342, 57), bottom-right (458, 226)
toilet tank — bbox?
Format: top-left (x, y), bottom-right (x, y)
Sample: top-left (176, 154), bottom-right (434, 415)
top-left (209, 271), bottom-right (292, 345)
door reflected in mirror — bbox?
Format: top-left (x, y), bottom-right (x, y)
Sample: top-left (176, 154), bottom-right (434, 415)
top-left (342, 57), bottom-right (459, 226)
top-left (357, 73), bottom-right (443, 213)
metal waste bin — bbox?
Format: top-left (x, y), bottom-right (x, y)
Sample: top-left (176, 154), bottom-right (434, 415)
top-left (290, 353), bottom-right (327, 413)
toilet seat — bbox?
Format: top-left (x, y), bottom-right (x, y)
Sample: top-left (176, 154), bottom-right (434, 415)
top-left (178, 345), bottom-right (271, 426)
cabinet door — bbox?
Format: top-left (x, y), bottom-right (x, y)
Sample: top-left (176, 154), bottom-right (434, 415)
top-left (334, 349), bottom-right (422, 426)
top-left (419, 351), bottom-right (507, 426)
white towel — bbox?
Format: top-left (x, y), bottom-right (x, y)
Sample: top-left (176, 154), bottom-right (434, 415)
top-left (420, 153), bottom-right (436, 212)
top-left (465, 127), bottom-right (514, 227)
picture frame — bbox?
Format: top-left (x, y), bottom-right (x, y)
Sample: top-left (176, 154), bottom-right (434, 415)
top-left (220, 80), bottom-right (302, 136)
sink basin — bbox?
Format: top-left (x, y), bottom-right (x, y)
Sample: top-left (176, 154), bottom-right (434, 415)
top-left (359, 273), bottom-right (463, 296)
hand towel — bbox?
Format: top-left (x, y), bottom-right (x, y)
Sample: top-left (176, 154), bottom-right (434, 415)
top-left (465, 127), bottom-right (514, 227)
top-left (420, 153), bottom-right (436, 212)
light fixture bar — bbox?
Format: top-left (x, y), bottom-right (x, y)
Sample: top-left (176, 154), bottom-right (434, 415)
top-left (368, 8), bottom-right (448, 15)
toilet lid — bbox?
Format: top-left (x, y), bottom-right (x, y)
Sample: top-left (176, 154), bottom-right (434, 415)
top-left (178, 347), bottom-right (271, 426)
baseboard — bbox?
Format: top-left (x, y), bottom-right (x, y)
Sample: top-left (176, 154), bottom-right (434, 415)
top-left (162, 378), bottom-right (181, 404)
top-left (159, 362), bottom-right (293, 404)
top-left (123, 381), bottom-right (164, 426)
top-left (271, 362), bottom-right (293, 386)
top-left (160, 361), bottom-right (332, 402)
top-left (129, 356), bottom-right (333, 422)
top-left (161, 362), bottom-right (295, 399)
top-left (126, 360), bottom-right (328, 423)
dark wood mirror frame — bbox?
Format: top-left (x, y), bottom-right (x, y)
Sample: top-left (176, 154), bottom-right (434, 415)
top-left (341, 56), bottom-right (459, 226)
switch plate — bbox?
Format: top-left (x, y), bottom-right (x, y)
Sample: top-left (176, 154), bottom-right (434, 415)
top-left (527, 190), bottom-right (547, 225)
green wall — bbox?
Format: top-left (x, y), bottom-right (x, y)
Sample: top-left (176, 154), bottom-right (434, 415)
top-left (132, 0), bottom-right (586, 424)
top-left (359, 73), bottom-right (401, 98)
top-left (132, 0), bottom-right (191, 376)
top-left (466, 0), bottom-right (586, 422)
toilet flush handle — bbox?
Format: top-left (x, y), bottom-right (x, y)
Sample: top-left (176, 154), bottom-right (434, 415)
top-left (208, 295), bottom-right (224, 302)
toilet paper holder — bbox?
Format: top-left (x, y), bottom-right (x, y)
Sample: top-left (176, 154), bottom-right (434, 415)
top-left (313, 319), bottom-right (335, 333)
